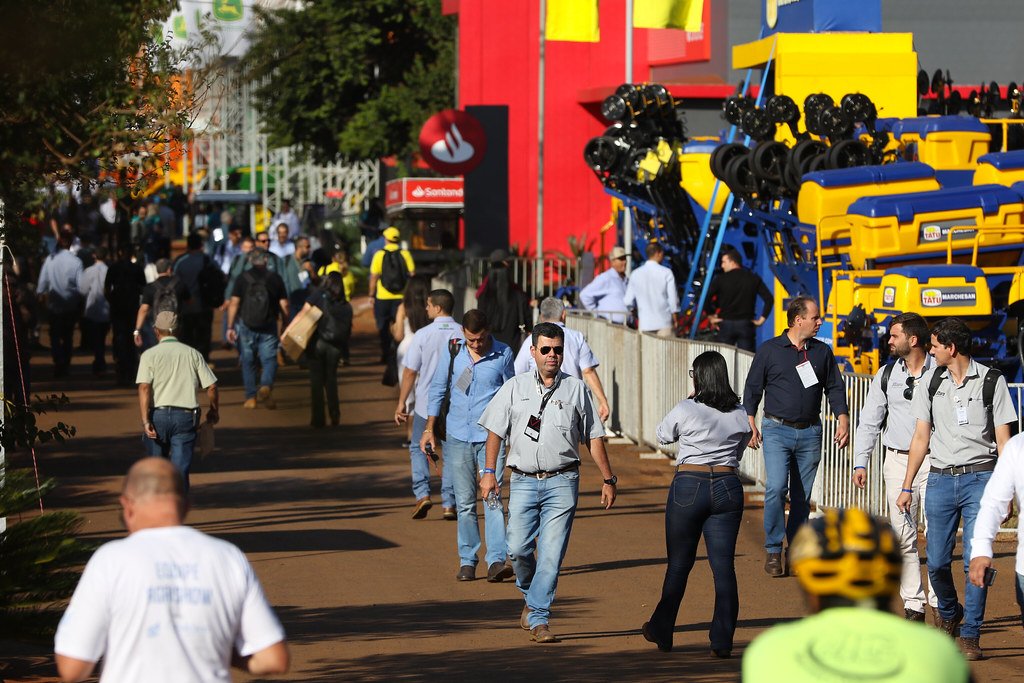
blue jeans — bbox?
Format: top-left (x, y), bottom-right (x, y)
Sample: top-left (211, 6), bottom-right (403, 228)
top-left (1015, 573), bottom-right (1024, 625)
top-left (446, 437), bottom-right (507, 567)
top-left (506, 468), bottom-right (580, 628)
top-left (410, 414), bottom-right (454, 506)
top-left (145, 407), bottom-right (198, 492)
top-left (237, 322), bottom-right (279, 399)
top-left (925, 470), bottom-right (992, 638)
top-left (647, 471), bottom-right (744, 650)
top-left (761, 419), bottom-right (822, 553)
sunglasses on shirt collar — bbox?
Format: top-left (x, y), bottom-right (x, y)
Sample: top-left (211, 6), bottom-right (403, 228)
top-left (903, 376), bottom-right (916, 401)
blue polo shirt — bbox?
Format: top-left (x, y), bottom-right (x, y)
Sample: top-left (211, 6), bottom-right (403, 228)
top-left (426, 339), bottom-right (515, 443)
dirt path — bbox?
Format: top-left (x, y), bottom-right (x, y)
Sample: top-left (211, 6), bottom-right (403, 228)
top-left (3, 304), bottom-right (1023, 681)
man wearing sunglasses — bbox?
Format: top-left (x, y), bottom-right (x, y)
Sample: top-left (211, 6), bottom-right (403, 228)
top-left (851, 312), bottom-right (937, 622)
top-left (478, 322), bottom-right (617, 644)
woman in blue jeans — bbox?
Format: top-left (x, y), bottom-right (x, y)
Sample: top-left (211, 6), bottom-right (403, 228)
top-left (642, 351), bottom-right (751, 657)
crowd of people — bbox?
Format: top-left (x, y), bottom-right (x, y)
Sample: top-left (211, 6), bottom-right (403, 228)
top-left (35, 226), bottom-right (1024, 679)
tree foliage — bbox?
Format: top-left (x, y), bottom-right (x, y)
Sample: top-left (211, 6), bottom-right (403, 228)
top-left (0, 1), bottom-right (197, 219)
top-left (246, 0), bottom-right (456, 163)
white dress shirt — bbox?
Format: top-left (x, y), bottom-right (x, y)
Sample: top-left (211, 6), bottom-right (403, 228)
top-left (623, 259), bottom-right (678, 332)
top-left (972, 433), bottom-right (1024, 574)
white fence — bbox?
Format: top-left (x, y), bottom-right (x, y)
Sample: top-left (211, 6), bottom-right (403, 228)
top-left (567, 312), bottom-right (892, 518)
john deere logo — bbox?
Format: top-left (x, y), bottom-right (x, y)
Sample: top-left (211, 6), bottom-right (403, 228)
top-left (882, 287), bottom-right (895, 306)
top-left (922, 225), bottom-right (943, 242)
top-left (213, 0), bottom-right (243, 22)
top-left (922, 289), bottom-right (943, 307)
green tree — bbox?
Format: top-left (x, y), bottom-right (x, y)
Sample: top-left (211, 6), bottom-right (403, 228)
top-left (246, 0), bottom-right (455, 163)
top-left (0, 1), bottom-right (197, 231)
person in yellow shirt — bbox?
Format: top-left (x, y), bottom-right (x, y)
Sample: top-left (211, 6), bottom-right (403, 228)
top-left (317, 248), bottom-right (356, 303)
top-left (369, 227), bottom-right (415, 363)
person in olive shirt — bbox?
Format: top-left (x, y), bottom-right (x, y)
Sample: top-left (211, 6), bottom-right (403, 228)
top-left (706, 247), bottom-right (773, 352)
top-left (137, 311), bottom-right (219, 493)
top-left (743, 296), bottom-right (850, 577)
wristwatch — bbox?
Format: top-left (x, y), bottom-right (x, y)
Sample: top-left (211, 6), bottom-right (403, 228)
top-left (603, 475), bottom-right (618, 486)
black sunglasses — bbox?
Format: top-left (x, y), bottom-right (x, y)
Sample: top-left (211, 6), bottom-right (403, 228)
top-left (538, 345), bottom-right (564, 356)
top-left (903, 376), bottom-right (916, 401)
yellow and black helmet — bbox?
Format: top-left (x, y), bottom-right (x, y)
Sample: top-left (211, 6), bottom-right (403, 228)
top-left (789, 507), bottom-right (902, 601)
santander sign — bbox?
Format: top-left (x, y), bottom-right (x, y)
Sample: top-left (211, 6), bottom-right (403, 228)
top-left (419, 110), bottom-right (487, 175)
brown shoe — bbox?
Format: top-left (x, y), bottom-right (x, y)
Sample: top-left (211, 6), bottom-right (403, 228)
top-left (257, 386), bottom-right (276, 409)
top-left (243, 397), bottom-right (257, 409)
top-left (456, 565), bottom-right (475, 582)
top-left (937, 607), bottom-right (963, 637)
top-left (904, 608), bottom-right (926, 622)
top-left (764, 552), bottom-right (784, 577)
top-left (520, 605), bottom-right (531, 630)
top-left (443, 507), bottom-right (457, 521)
top-left (531, 624), bottom-right (558, 643)
top-left (412, 497), bottom-right (432, 519)
top-left (959, 636), bottom-right (983, 660)
top-left (487, 562), bottom-right (514, 583)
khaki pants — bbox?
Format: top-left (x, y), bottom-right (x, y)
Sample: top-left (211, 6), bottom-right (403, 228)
top-left (883, 449), bottom-right (937, 613)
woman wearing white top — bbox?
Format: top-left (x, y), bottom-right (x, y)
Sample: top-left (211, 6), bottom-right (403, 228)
top-left (642, 350), bottom-right (751, 658)
top-left (392, 276), bottom-right (431, 443)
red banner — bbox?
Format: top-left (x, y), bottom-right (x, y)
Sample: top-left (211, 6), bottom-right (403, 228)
top-left (385, 178), bottom-right (465, 213)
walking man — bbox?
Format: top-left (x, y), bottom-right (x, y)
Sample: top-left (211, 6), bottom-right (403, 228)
top-left (227, 250), bottom-right (290, 409)
top-left (137, 312), bottom-right (219, 492)
top-left (370, 226), bottom-right (415, 363)
top-left (478, 322), bottom-right (618, 643)
top-left (421, 309), bottom-right (515, 582)
top-left (37, 229), bottom-right (83, 377)
top-left (896, 317), bottom-right (1015, 660)
top-left (173, 232), bottom-right (216, 361)
top-left (743, 296), bottom-right (849, 577)
top-left (54, 458), bottom-right (288, 682)
top-left (851, 312), bottom-right (937, 621)
top-left (134, 258), bottom-right (189, 350)
top-left (514, 297), bottom-right (611, 421)
top-left (77, 246), bottom-right (110, 375)
top-left (706, 246), bottom-right (773, 352)
top-left (579, 246), bottom-right (629, 324)
top-left (395, 289), bottom-right (461, 519)
top-left (623, 242), bottom-right (678, 336)
top-left (104, 244), bottom-right (146, 385)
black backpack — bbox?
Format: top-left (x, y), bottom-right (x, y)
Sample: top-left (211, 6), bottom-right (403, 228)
top-left (198, 255), bottom-right (226, 309)
top-left (380, 249), bottom-right (409, 293)
top-left (152, 276), bottom-right (180, 315)
top-left (317, 293), bottom-right (353, 346)
top-left (240, 272), bottom-right (273, 328)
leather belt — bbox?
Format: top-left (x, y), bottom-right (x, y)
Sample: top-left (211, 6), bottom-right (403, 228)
top-left (887, 447), bottom-right (911, 455)
top-left (765, 413), bottom-right (819, 430)
top-left (153, 406), bottom-right (197, 412)
top-left (677, 464), bottom-right (737, 473)
top-left (509, 463), bottom-right (580, 480)
top-left (930, 461), bottom-right (996, 476)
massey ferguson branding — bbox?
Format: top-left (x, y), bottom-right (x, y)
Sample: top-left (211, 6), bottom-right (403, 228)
top-left (918, 219), bottom-right (976, 245)
top-left (920, 287), bottom-right (977, 308)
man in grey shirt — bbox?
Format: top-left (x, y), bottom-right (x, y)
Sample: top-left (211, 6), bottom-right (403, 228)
top-left (896, 317), bottom-right (1016, 661)
top-left (479, 322), bottom-right (618, 644)
top-left (852, 312), bottom-right (936, 622)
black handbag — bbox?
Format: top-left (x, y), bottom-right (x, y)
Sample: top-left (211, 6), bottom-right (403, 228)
top-left (434, 339), bottom-right (461, 441)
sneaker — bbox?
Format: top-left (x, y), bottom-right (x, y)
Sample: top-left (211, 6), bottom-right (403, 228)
top-left (530, 624), bottom-right (558, 643)
top-left (904, 608), bottom-right (926, 622)
top-left (487, 562), bottom-right (514, 583)
top-left (257, 386), bottom-right (276, 409)
top-left (443, 507), bottom-right (457, 521)
top-left (456, 565), bottom-right (475, 582)
top-left (958, 636), bottom-right (983, 660)
top-left (764, 552), bottom-right (784, 577)
top-left (937, 607), bottom-right (963, 637)
top-left (243, 397), bottom-right (257, 409)
top-left (412, 497), bottom-right (432, 519)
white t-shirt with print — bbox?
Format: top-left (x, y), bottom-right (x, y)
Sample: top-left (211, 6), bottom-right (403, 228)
top-left (55, 526), bottom-right (284, 683)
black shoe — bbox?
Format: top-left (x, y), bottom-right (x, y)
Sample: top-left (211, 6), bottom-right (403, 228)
top-left (487, 562), bottom-right (514, 583)
top-left (456, 565), bottom-right (475, 582)
top-left (711, 648), bottom-right (732, 659)
top-left (642, 622), bottom-right (672, 652)
top-left (764, 552), bottom-right (784, 577)
top-left (904, 608), bottom-right (926, 622)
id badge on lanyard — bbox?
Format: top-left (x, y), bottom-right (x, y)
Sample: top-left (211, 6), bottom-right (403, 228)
top-left (954, 395), bottom-right (969, 426)
top-left (795, 348), bottom-right (818, 389)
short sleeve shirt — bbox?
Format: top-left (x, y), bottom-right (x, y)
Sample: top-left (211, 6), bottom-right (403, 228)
top-left (513, 324), bottom-right (598, 377)
top-left (403, 317), bottom-right (464, 417)
top-left (137, 338), bottom-right (217, 408)
top-left (478, 372), bottom-right (605, 473)
top-left (234, 269), bottom-right (288, 329)
top-left (369, 244), bottom-right (415, 300)
top-left (910, 360), bottom-right (1016, 469)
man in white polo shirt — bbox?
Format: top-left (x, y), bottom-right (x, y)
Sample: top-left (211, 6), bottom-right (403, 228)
top-left (623, 241), bottom-right (678, 337)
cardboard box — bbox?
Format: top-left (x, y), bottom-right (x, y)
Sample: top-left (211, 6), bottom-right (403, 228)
top-left (281, 305), bottom-right (322, 361)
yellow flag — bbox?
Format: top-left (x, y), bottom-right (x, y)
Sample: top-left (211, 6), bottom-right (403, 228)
top-left (546, 0), bottom-right (600, 43)
top-left (633, 0), bottom-right (704, 33)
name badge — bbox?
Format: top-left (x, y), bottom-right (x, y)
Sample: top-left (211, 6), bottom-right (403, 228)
top-left (795, 360), bottom-right (818, 389)
top-left (525, 415), bottom-right (542, 441)
top-left (455, 366), bottom-right (473, 394)
top-left (955, 397), bottom-right (969, 426)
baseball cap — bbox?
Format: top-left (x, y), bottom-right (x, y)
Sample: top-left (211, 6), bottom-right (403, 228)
top-left (154, 311), bottom-right (178, 331)
top-left (609, 246), bottom-right (629, 260)
top-left (383, 226), bottom-right (401, 242)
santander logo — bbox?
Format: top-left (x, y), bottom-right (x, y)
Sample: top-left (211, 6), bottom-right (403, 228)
top-left (411, 186), bottom-right (426, 198)
top-left (419, 110), bottom-right (487, 175)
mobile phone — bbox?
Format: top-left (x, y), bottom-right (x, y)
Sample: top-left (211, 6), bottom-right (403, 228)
top-left (902, 510), bottom-right (915, 529)
top-left (425, 443), bottom-right (439, 463)
top-left (983, 566), bottom-right (997, 587)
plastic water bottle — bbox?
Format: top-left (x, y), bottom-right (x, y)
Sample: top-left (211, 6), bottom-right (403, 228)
top-left (484, 490), bottom-right (501, 510)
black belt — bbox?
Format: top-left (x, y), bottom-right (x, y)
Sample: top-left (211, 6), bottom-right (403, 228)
top-left (886, 447), bottom-right (911, 455)
top-left (930, 461), bottom-right (997, 476)
top-left (509, 463), bottom-right (579, 479)
top-left (765, 414), bottom-right (819, 430)
top-left (153, 406), bottom-right (197, 412)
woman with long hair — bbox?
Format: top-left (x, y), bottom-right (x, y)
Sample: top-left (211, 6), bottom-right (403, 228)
top-left (391, 275), bottom-right (432, 443)
top-left (642, 350), bottom-right (751, 657)
top-left (476, 264), bottom-right (530, 350)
